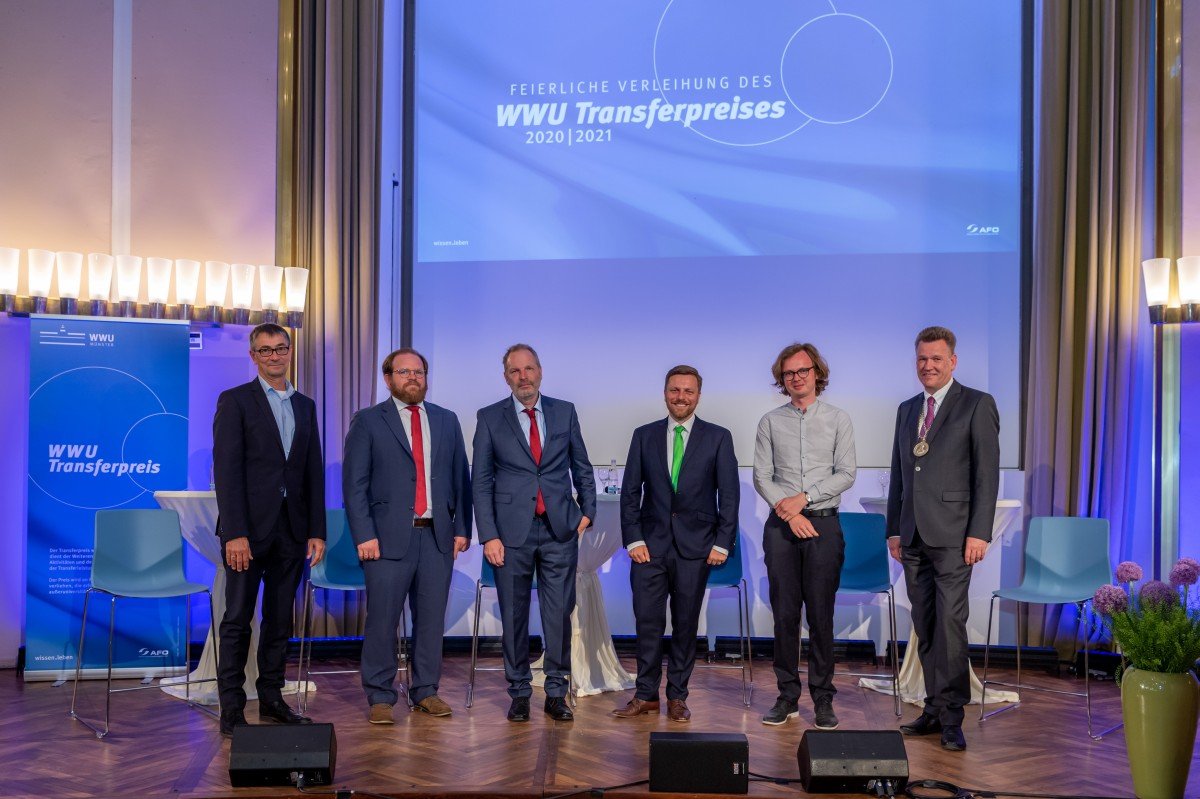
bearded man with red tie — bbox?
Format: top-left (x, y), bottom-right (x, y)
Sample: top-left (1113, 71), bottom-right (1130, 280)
top-left (343, 348), bottom-right (472, 724)
top-left (473, 344), bottom-right (596, 723)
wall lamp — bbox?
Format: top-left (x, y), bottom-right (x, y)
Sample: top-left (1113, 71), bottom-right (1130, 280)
top-left (1142, 257), bottom-right (1200, 323)
top-left (0, 248), bottom-right (308, 328)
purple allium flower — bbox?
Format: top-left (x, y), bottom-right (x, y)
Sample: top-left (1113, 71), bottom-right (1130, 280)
top-left (1139, 579), bottom-right (1180, 609)
top-left (1115, 561), bottom-right (1144, 583)
top-left (1170, 557), bottom-right (1200, 588)
top-left (1092, 584), bottom-right (1129, 615)
top-left (1170, 558), bottom-right (1200, 588)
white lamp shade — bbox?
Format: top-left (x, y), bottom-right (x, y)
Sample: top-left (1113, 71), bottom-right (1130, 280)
top-left (87, 253), bottom-right (114, 301)
top-left (0, 247), bottom-right (18, 294)
top-left (146, 257), bottom-right (173, 304)
top-left (27, 249), bottom-right (55, 298)
top-left (230, 263), bottom-right (256, 310)
top-left (175, 259), bottom-right (201, 305)
top-left (115, 255), bottom-right (143, 302)
top-left (204, 260), bottom-right (230, 307)
top-left (283, 267), bottom-right (309, 312)
top-left (1142, 258), bottom-right (1172, 307)
top-left (258, 264), bottom-right (284, 311)
top-left (1177, 256), bottom-right (1200, 305)
top-left (55, 251), bottom-right (84, 299)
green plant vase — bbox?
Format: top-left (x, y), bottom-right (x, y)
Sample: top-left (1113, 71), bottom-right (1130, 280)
top-left (1122, 667), bottom-right (1200, 799)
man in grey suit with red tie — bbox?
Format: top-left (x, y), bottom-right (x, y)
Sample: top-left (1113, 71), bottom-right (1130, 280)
top-left (213, 323), bottom-right (326, 736)
top-left (343, 347), bottom-right (472, 725)
top-left (473, 344), bottom-right (595, 723)
top-left (613, 365), bottom-right (739, 723)
top-left (887, 326), bottom-right (1000, 752)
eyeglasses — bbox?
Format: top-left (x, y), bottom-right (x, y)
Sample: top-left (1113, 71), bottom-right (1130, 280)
top-left (781, 367), bottom-right (814, 381)
top-left (389, 368), bottom-right (427, 378)
top-left (253, 345), bottom-right (291, 358)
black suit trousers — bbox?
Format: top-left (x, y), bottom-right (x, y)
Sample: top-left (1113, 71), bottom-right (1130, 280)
top-left (763, 514), bottom-right (844, 704)
top-left (629, 546), bottom-right (711, 701)
top-left (901, 530), bottom-right (972, 725)
top-left (217, 508), bottom-right (306, 711)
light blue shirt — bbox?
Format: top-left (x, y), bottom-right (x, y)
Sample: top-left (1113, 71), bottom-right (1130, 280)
top-left (258, 376), bottom-right (296, 458)
top-left (511, 393), bottom-right (546, 446)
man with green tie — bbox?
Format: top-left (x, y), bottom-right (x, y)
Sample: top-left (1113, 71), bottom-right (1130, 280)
top-left (613, 365), bottom-right (739, 723)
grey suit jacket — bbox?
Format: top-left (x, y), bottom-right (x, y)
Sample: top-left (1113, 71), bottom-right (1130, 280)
top-left (886, 381), bottom-right (1000, 547)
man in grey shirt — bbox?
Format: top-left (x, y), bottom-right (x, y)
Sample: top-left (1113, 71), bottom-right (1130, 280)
top-left (753, 342), bottom-right (856, 729)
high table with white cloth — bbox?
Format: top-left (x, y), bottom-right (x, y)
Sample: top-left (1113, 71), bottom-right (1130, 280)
top-left (533, 493), bottom-right (635, 696)
top-left (153, 490), bottom-right (310, 704)
top-left (857, 497), bottom-right (1022, 705)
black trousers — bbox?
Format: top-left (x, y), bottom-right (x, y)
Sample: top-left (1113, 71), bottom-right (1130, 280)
top-left (629, 546), bottom-right (711, 701)
top-left (763, 514), bottom-right (844, 704)
top-left (901, 530), bottom-right (973, 725)
top-left (217, 510), bottom-right (305, 711)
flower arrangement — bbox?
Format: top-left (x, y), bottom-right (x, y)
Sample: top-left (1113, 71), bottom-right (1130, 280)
top-left (1092, 558), bottom-right (1200, 675)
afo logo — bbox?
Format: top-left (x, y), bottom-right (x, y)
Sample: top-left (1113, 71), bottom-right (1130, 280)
top-left (966, 224), bottom-right (1000, 236)
top-left (138, 647), bottom-right (170, 657)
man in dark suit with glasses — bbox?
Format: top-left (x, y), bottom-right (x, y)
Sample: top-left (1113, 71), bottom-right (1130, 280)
top-left (213, 323), bottom-right (326, 736)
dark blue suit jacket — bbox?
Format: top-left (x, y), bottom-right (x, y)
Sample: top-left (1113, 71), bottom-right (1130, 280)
top-left (620, 417), bottom-right (739, 559)
top-left (472, 395), bottom-right (596, 546)
top-left (213, 379), bottom-right (326, 552)
top-left (342, 399), bottom-right (472, 559)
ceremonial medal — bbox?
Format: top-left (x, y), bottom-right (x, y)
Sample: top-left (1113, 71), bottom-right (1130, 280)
top-left (913, 440), bottom-right (929, 457)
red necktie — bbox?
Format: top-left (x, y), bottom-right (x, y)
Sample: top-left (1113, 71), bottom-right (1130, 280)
top-left (407, 405), bottom-right (427, 517)
top-left (523, 408), bottom-right (546, 516)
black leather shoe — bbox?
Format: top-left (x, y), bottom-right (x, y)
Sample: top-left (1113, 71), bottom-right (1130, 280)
top-left (259, 698), bottom-right (311, 725)
top-left (219, 708), bottom-right (248, 737)
top-left (899, 713), bottom-right (942, 736)
top-left (941, 724), bottom-right (966, 751)
top-left (507, 696), bottom-right (531, 722)
top-left (506, 695), bottom-right (530, 719)
top-left (544, 696), bottom-right (574, 721)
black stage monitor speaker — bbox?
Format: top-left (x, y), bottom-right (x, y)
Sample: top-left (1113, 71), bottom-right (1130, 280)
top-left (229, 723), bottom-right (337, 787)
top-left (797, 730), bottom-right (908, 794)
top-left (649, 732), bottom-right (748, 794)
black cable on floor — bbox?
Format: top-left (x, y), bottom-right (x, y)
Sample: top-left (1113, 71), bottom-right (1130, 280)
top-left (542, 778), bottom-right (650, 799)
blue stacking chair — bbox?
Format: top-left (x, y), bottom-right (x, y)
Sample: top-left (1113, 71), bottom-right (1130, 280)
top-left (695, 533), bottom-right (754, 706)
top-left (297, 509), bottom-right (408, 712)
top-left (70, 509), bottom-right (216, 739)
top-left (836, 512), bottom-right (901, 716)
top-left (467, 560), bottom-right (572, 708)
top-left (979, 516), bottom-right (1114, 738)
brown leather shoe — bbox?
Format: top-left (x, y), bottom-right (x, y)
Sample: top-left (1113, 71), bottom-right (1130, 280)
top-left (414, 695), bottom-right (453, 717)
top-left (611, 697), bottom-right (660, 718)
top-left (667, 699), bottom-right (691, 723)
top-left (368, 703), bottom-right (394, 725)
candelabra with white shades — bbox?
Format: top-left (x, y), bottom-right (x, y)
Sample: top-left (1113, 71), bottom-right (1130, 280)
top-left (0, 247), bottom-right (309, 327)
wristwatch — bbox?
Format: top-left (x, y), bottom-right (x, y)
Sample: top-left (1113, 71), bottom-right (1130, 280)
top-left (804, 492), bottom-right (813, 506)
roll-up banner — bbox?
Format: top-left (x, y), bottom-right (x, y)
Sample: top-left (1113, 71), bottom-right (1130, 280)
top-left (24, 317), bottom-right (189, 680)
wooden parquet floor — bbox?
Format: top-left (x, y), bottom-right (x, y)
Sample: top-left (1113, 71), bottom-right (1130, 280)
top-left (4, 655), bottom-right (1196, 799)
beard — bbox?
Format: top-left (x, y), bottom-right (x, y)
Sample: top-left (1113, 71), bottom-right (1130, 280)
top-left (392, 382), bottom-right (427, 405)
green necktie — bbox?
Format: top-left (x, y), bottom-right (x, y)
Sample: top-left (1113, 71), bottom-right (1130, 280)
top-left (670, 425), bottom-right (685, 491)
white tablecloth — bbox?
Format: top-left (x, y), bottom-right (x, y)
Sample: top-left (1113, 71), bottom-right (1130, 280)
top-left (856, 497), bottom-right (1022, 706)
top-left (153, 490), bottom-right (309, 705)
top-left (533, 494), bottom-right (635, 696)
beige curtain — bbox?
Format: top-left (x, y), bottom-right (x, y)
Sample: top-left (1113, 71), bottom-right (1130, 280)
top-left (278, 0), bottom-right (384, 637)
top-left (1024, 1), bottom-right (1154, 654)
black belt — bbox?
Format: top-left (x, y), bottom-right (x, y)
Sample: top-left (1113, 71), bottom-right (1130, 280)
top-left (802, 507), bottom-right (838, 518)
top-left (412, 518), bottom-right (434, 528)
